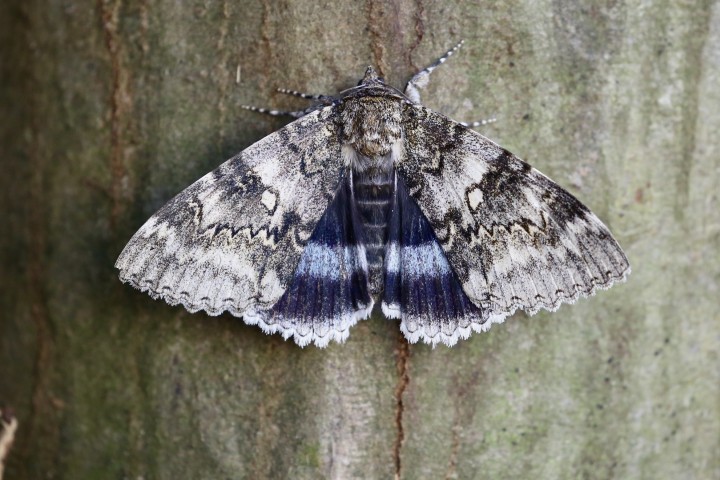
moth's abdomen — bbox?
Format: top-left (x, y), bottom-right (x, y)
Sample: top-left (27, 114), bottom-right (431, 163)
top-left (353, 171), bottom-right (394, 294)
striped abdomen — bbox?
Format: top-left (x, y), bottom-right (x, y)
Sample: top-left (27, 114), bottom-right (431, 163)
top-left (352, 170), bottom-right (394, 295)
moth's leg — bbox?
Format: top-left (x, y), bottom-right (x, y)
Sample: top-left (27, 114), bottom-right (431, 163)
top-left (459, 117), bottom-right (497, 128)
top-left (404, 40), bottom-right (465, 104)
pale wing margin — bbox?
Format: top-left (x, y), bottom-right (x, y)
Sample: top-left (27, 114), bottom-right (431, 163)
top-left (115, 106), bottom-right (344, 318)
top-left (398, 104), bottom-right (630, 325)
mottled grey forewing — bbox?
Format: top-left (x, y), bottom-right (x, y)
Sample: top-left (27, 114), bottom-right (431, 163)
top-left (115, 106), bottom-right (344, 317)
top-left (397, 104), bottom-right (630, 322)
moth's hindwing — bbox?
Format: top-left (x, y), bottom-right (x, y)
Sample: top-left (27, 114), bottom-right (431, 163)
top-left (115, 107), bottom-right (347, 332)
top-left (382, 174), bottom-right (488, 346)
top-left (398, 104), bottom-right (631, 327)
top-left (248, 174), bottom-right (373, 347)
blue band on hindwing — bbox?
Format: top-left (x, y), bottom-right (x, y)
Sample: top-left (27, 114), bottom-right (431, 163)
top-left (266, 175), bottom-right (372, 345)
top-left (383, 174), bottom-right (487, 341)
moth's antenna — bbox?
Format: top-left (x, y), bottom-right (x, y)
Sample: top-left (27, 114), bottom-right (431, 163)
top-left (242, 88), bottom-right (334, 118)
top-left (405, 40), bottom-right (465, 104)
top-left (240, 105), bottom-right (308, 118)
top-left (276, 88), bottom-right (324, 101)
top-left (460, 117), bottom-right (497, 128)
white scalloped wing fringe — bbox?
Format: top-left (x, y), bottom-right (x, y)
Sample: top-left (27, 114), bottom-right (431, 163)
top-left (393, 265), bottom-right (630, 348)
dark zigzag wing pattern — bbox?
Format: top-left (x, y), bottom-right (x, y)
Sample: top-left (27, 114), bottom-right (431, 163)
top-left (115, 107), bottom-right (345, 323)
top-left (250, 175), bottom-right (373, 347)
top-left (397, 104), bottom-right (630, 325)
top-left (382, 174), bottom-right (488, 346)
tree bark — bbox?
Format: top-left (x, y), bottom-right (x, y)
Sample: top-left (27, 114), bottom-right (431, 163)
top-left (1, 1), bottom-right (718, 479)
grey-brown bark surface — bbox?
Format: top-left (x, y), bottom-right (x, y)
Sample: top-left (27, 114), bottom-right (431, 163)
top-left (1, 1), bottom-right (718, 479)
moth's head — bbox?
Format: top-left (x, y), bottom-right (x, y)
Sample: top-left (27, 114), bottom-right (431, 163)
top-left (359, 66), bottom-right (384, 85)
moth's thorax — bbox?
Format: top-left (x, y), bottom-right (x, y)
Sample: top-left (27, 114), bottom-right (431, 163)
top-left (341, 96), bottom-right (403, 159)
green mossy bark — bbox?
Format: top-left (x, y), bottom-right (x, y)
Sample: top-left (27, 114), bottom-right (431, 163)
top-left (1, 1), bottom-right (718, 479)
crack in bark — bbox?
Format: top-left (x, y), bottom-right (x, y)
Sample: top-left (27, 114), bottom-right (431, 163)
top-left (444, 371), bottom-right (481, 479)
top-left (248, 340), bottom-right (287, 479)
top-left (26, 92), bottom-right (58, 473)
top-left (259, 0), bottom-right (275, 105)
top-left (407, 0), bottom-right (425, 71)
top-left (99, 0), bottom-right (128, 229)
top-left (365, 0), bottom-right (388, 77)
top-left (444, 405), bottom-right (461, 480)
top-left (139, 0), bottom-right (149, 55)
top-left (393, 331), bottom-right (410, 479)
top-left (215, 0), bottom-right (230, 148)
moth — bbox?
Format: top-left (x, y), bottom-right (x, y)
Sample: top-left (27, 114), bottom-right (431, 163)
top-left (116, 41), bottom-right (630, 348)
